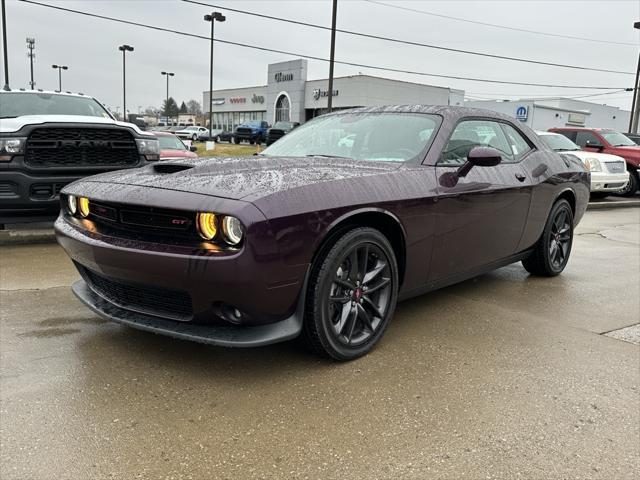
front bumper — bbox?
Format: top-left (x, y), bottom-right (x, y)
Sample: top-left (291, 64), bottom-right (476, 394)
top-left (72, 280), bottom-right (302, 347)
top-left (55, 213), bottom-right (308, 346)
top-left (0, 170), bottom-right (84, 223)
top-left (590, 171), bottom-right (629, 192)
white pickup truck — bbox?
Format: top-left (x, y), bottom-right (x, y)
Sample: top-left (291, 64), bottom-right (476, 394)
top-left (0, 90), bottom-right (159, 226)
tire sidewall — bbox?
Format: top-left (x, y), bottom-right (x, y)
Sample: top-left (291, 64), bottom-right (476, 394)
top-left (309, 228), bottom-right (399, 360)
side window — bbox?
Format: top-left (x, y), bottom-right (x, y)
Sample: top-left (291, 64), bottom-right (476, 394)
top-left (439, 120), bottom-right (514, 166)
top-left (501, 123), bottom-right (533, 162)
top-left (555, 130), bottom-right (576, 143)
top-left (575, 131), bottom-right (600, 147)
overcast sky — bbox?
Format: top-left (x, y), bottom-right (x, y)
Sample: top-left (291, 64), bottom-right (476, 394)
top-left (4, 0), bottom-right (639, 114)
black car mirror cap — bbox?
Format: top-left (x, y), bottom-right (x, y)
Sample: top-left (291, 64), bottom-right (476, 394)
top-left (467, 146), bottom-right (503, 168)
top-left (190, 146), bottom-right (198, 152)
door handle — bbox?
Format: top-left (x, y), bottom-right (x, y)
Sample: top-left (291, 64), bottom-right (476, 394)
top-left (515, 173), bottom-right (526, 182)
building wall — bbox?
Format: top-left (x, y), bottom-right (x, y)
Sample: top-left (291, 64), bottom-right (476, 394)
top-left (465, 99), bottom-right (631, 131)
top-left (266, 59), bottom-right (308, 124)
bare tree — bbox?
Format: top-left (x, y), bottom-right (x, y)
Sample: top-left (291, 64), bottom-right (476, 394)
top-left (186, 99), bottom-right (202, 115)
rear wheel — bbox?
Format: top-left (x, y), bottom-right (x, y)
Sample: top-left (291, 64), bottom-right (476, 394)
top-left (302, 227), bottom-right (398, 361)
top-left (522, 199), bottom-right (574, 276)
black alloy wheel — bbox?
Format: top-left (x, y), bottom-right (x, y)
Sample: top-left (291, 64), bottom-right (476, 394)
top-left (522, 199), bottom-right (574, 276)
top-left (303, 227), bottom-right (398, 360)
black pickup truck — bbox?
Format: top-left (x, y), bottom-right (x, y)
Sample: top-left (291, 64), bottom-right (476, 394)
top-left (0, 90), bottom-right (160, 227)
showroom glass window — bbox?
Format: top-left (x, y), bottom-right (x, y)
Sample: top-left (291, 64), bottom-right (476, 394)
top-left (275, 94), bottom-right (290, 122)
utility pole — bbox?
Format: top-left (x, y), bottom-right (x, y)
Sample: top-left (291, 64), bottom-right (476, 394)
top-left (204, 11), bottom-right (226, 139)
top-left (2, 0), bottom-right (10, 90)
top-left (327, 0), bottom-right (338, 112)
top-left (26, 37), bottom-right (35, 89)
top-left (630, 21), bottom-right (640, 134)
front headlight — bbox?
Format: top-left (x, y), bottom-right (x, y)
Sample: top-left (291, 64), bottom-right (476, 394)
top-left (196, 212), bottom-right (218, 240)
top-left (222, 216), bottom-right (243, 245)
top-left (67, 195), bottom-right (77, 215)
top-left (78, 197), bottom-right (90, 217)
top-left (584, 158), bottom-right (602, 172)
top-left (0, 137), bottom-right (26, 161)
top-left (135, 138), bottom-right (160, 161)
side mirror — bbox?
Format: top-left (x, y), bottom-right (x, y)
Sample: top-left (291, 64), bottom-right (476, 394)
top-left (189, 146), bottom-right (197, 152)
top-left (467, 146), bottom-right (503, 167)
top-left (585, 140), bottom-right (604, 151)
top-left (439, 146), bottom-right (502, 188)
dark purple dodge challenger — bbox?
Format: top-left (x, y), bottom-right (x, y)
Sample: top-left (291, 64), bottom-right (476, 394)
top-left (56, 106), bottom-right (589, 360)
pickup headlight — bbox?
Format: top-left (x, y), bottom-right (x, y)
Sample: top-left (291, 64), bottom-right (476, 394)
top-left (0, 137), bottom-right (26, 161)
top-left (135, 138), bottom-right (160, 161)
top-left (584, 157), bottom-right (602, 172)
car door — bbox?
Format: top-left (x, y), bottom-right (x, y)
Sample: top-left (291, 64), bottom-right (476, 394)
top-left (429, 119), bottom-right (533, 281)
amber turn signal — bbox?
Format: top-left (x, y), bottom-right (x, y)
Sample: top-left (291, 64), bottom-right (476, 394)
top-left (196, 212), bottom-right (218, 240)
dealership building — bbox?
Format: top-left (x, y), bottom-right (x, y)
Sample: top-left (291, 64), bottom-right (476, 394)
top-left (465, 98), bottom-right (631, 131)
top-left (203, 59), bottom-right (465, 130)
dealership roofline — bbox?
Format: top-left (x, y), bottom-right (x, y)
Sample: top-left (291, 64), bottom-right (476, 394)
top-left (203, 72), bottom-right (463, 95)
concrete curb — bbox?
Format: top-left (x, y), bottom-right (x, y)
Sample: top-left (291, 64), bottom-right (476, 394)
top-left (0, 229), bottom-right (56, 246)
top-left (587, 199), bottom-right (640, 210)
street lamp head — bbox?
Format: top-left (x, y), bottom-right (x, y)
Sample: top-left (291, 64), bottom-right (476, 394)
top-left (119, 44), bottom-right (134, 52)
top-left (52, 64), bottom-right (58, 69)
top-left (61, 66), bottom-right (68, 70)
top-left (26, 37), bottom-right (35, 45)
top-left (169, 72), bottom-right (174, 77)
top-left (205, 12), bottom-right (226, 22)
top-left (634, 21), bottom-right (640, 29)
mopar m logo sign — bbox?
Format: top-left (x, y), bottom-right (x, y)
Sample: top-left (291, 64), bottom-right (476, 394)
top-left (274, 72), bottom-right (294, 82)
top-left (515, 106), bottom-right (528, 122)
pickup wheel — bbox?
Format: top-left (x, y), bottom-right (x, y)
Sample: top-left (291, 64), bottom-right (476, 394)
top-left (617, 169), bottom-right (639, 196)
top-left (215, 135), bottom-right (221, 143)
top-left (233, 137), bottom-right (240, 144)
top-left (249, 139), bottom-right (255, 145)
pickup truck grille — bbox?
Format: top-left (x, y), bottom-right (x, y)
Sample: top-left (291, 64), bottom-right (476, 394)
top-left (267, 129), bottom-right (286, 141)
top-left (235, 127), bottom-right (253, 136)
top-left (604, 161), bottom-right (626, 174)
top-left (25, 127), bottom-right (139, 168)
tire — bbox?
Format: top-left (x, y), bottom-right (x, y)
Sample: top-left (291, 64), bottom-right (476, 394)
top-left (233, 137), bottom-right (240, 144)
top-left (522, 199), bottom-right (574, 277)
top-left (249, 139), bottom-right (255, 145)
top-left (302, 227), bottom-right (399, 361)
top-left (617, 169), bottom-right (638, 197)
top-left (215, 135), bottom-right (221, 143)
top-left (192, 134), bottom-right (198, 141)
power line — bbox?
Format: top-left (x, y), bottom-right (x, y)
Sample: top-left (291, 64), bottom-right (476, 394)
top-left (468, 89), bottom-right (631, 100)
top-left (364, 0), bottom-right (638, 47)
top-left (17, 0), bottom-right (633, 91)
top-left (182, 0), bottom-right (634, 75)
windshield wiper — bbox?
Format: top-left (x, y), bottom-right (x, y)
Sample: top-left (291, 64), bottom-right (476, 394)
top-left (305, 154), bottom-right (351, 159)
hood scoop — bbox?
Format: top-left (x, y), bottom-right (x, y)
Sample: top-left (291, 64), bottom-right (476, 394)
top-left (153, 163), bottom-right (195, 174)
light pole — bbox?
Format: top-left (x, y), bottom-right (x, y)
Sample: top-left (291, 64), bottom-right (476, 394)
top-left (629, 21), bottom-right (640, 134)
top-left (327, 0), bottom-right (338, 112)
top-left (118, 44), bottom-right (134, 122)
top-left (161, 71), bottom-right (174, 125)
top-left (2, 0), bottom-right (10, 90)
top-left (26, 37), bottom-right (35, 89)
top-left (51, 64), bottom-right (68, 91)
top-left (204, 11), bottom-right (226, 140)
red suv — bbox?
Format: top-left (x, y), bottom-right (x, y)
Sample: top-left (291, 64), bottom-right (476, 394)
top-left (549, 128), bottom-right (640, 196)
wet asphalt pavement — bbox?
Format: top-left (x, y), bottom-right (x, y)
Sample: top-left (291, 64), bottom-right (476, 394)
top-left (1, 208), bottom-right (639, 479)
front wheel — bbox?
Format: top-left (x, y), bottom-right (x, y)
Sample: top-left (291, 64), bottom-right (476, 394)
top-left (617, 169), bottom-right (638, 197)
top-left (192, 134), bottom-right (198, 141)
top-left (215, 135), bottom-right (221, 143)
top-left (233, 136), bottom-right (240, 144)
top-left (302, 227), bottom-right (399, 361)
top-left (522, 199), bottom-right (574, 276)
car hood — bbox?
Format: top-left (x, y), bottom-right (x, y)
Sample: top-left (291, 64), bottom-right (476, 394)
top-left (80, 156), bottom-right (402, 201)
top-left (563, 150), bottom-right (626, 163)
top-left (0, 114), bottom-right (150, 135)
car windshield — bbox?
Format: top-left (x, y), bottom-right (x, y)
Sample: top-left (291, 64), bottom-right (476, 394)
top-left (0, 92), bottom-right (112, 118)
top-left (539, 134), bottom-right (581, 151)
top-left (601, 131), bottom-right (636, 147)
top-left (157, 135), bottom-right (186, 150)
top-left (273, 121), bottom-right (294, 129)
top-left (261, 112), bottom-right (440, 162)
top-left (183, 126), bottom-right (198, 131)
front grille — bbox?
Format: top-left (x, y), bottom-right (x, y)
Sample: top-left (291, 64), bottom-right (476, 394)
top-left (236, 128), bottom-right (252, 135)
top-left (605, 162), bottom-right (626, 174)
top-left (25, 127), bottom-right (139, 168)
top-left (268, 130), bottom-right (285, 141)
top-left (82, 266), bottom-right (193, 321)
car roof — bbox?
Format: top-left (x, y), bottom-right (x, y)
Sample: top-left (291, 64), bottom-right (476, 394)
top-left (326, 104), bottom-right (523, 123)
top-left (1, 89), bottom-right (93, 99)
